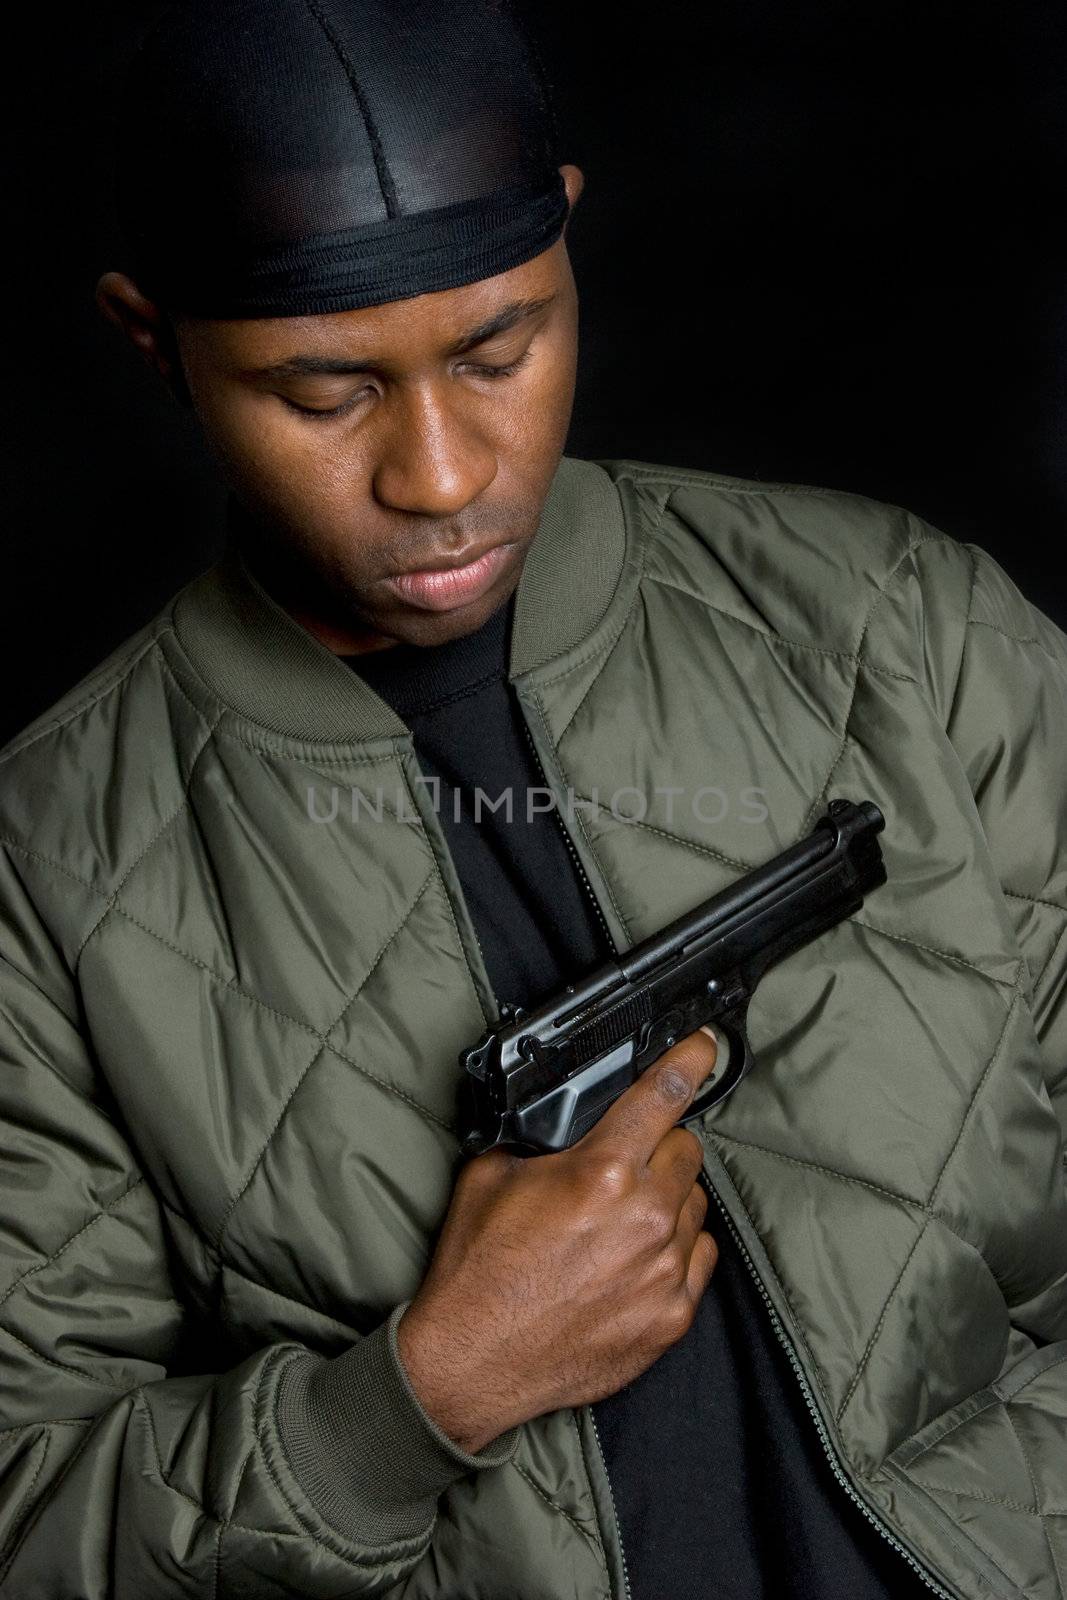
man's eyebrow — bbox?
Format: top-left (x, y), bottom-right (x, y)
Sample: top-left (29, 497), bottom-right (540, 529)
top-left (446, 293), bottom-right (556, 356)
top-left (250, 294), bottom-right (557, 380)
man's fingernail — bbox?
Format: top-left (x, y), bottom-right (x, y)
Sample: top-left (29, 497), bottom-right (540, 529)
top-left (699, 1025), bottom-right (730, 1076)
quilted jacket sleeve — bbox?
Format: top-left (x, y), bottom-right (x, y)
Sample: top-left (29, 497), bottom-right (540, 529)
top-left (0, 844), bottom-right (517, 1598)
top-left (926, 537), bottom-right (1067, 1155)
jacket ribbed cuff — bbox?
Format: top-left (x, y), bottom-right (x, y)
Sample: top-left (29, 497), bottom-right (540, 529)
top-left (274, 1301), bottom-right (520, 1547)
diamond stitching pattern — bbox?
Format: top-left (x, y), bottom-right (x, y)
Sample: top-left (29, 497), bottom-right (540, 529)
top-left (214, 868), bottom-right (440, 1248)
top-left (1004, 1405), bottom-right (1067, 1598)
top-left (900, 1394), bottom-right (1067, 1600)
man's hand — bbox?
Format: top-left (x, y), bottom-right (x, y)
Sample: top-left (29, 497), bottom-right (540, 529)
top-left (396, 1028), bottom-right (719, 1453)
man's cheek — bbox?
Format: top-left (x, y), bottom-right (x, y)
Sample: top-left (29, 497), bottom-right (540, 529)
top-left (196, 393), bottom-right (292, 481)
top-left (498, 379), bottom-right (562, 454)
top-left (229, 407), bottom-right (347, 501)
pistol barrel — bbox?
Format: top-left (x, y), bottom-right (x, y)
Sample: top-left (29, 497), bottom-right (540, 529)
top-left (619, 798), bottom-right (884, 984)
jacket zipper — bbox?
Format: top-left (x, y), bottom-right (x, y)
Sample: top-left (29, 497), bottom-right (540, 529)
top-left (520, 702), bottom-right (956, 1600)
top-left (518, 704), bottom-right (639, 1595)
top-left (698, 1170), bottom-right (959, 1600)
top-left (518, 712), bottom-right (618, 956)
top-left (588, 1407), bottom-right (634, 1600)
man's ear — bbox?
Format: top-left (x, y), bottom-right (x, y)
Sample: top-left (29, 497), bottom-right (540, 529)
top-left (95, 271), bottom-right (193, 407)
top-left (559, 163), bottom-right (585, 230)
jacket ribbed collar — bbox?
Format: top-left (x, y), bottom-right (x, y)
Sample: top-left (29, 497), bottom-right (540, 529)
top-left (170, 455), bottom-right (629, 745)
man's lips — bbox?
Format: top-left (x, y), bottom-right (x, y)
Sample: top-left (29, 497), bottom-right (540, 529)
top-left (379, 542), bottom-right (517, 612)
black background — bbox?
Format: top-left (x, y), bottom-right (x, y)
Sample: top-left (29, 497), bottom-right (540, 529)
top-left (2, 0), bottom-right (1065, 744)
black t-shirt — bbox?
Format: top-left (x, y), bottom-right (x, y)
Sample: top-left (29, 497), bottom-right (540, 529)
top-left (345, 593), bottom-right (932, 1600)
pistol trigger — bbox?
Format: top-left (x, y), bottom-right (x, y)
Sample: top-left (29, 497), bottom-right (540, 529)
top-left (682, 1007), bottom-right (752, 1124)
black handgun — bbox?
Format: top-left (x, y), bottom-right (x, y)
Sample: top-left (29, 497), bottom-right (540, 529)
top-left (457, 797), bottom-right (886, 1156)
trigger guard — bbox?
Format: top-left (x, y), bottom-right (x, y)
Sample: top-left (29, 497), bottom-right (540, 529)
top-left (680, 1020), bottom-right (750, 1123)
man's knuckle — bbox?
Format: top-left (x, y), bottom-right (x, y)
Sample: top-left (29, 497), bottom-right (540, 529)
top-left (660, 1294), bottom-right (695, 1345)
top-left (456, 1158), bottom-right (487, 1194)
top-left (587, 1156), bottom-right (630, 1201)
top-left (670, 1244), bottom-right (692, 1289)
top-left (459, 1148), bottom-right (517, 1198)
top-left (640, 1201), bottom-right (676, 1249)
top-left (673, 1142), bottom-right (703, 1186)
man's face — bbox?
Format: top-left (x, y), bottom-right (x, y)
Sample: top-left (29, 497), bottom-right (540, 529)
top-left (170, 232), bottom-right (579, 653)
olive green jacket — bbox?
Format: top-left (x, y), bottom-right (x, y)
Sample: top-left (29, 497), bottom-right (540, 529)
top-left (1, 455), bottom-right (1065, 1599)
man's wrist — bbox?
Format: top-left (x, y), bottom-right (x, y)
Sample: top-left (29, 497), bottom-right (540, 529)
top-left (274, 1301), bottom-right (521, 1547)
top-left (396, 1301), bottom-right (512, 1456)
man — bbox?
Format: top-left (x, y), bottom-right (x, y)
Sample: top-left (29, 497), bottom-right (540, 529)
top-left (1, 0), bottom-right (1064, 1596)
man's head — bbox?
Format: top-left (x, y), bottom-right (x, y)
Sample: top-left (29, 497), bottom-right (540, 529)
top-left (97, 0), bottom-right (584, 653)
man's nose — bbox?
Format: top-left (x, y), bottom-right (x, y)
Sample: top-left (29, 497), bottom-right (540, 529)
top-left (371, 383), bottom-right (497, 519)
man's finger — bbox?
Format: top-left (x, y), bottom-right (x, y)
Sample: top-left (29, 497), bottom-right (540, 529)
top-left (646, 1127), bottom-right (706, 1206)
top-left (578, 1027), bottom-right (717, 1166)
top-left (686, 1229), bottom-right (719, 1301)
top-left (664, 1177), bottom-right (710, 1260)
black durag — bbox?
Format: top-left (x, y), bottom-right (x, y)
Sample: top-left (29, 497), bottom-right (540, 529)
top-left (115, 0), bottom-right (568, 318)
